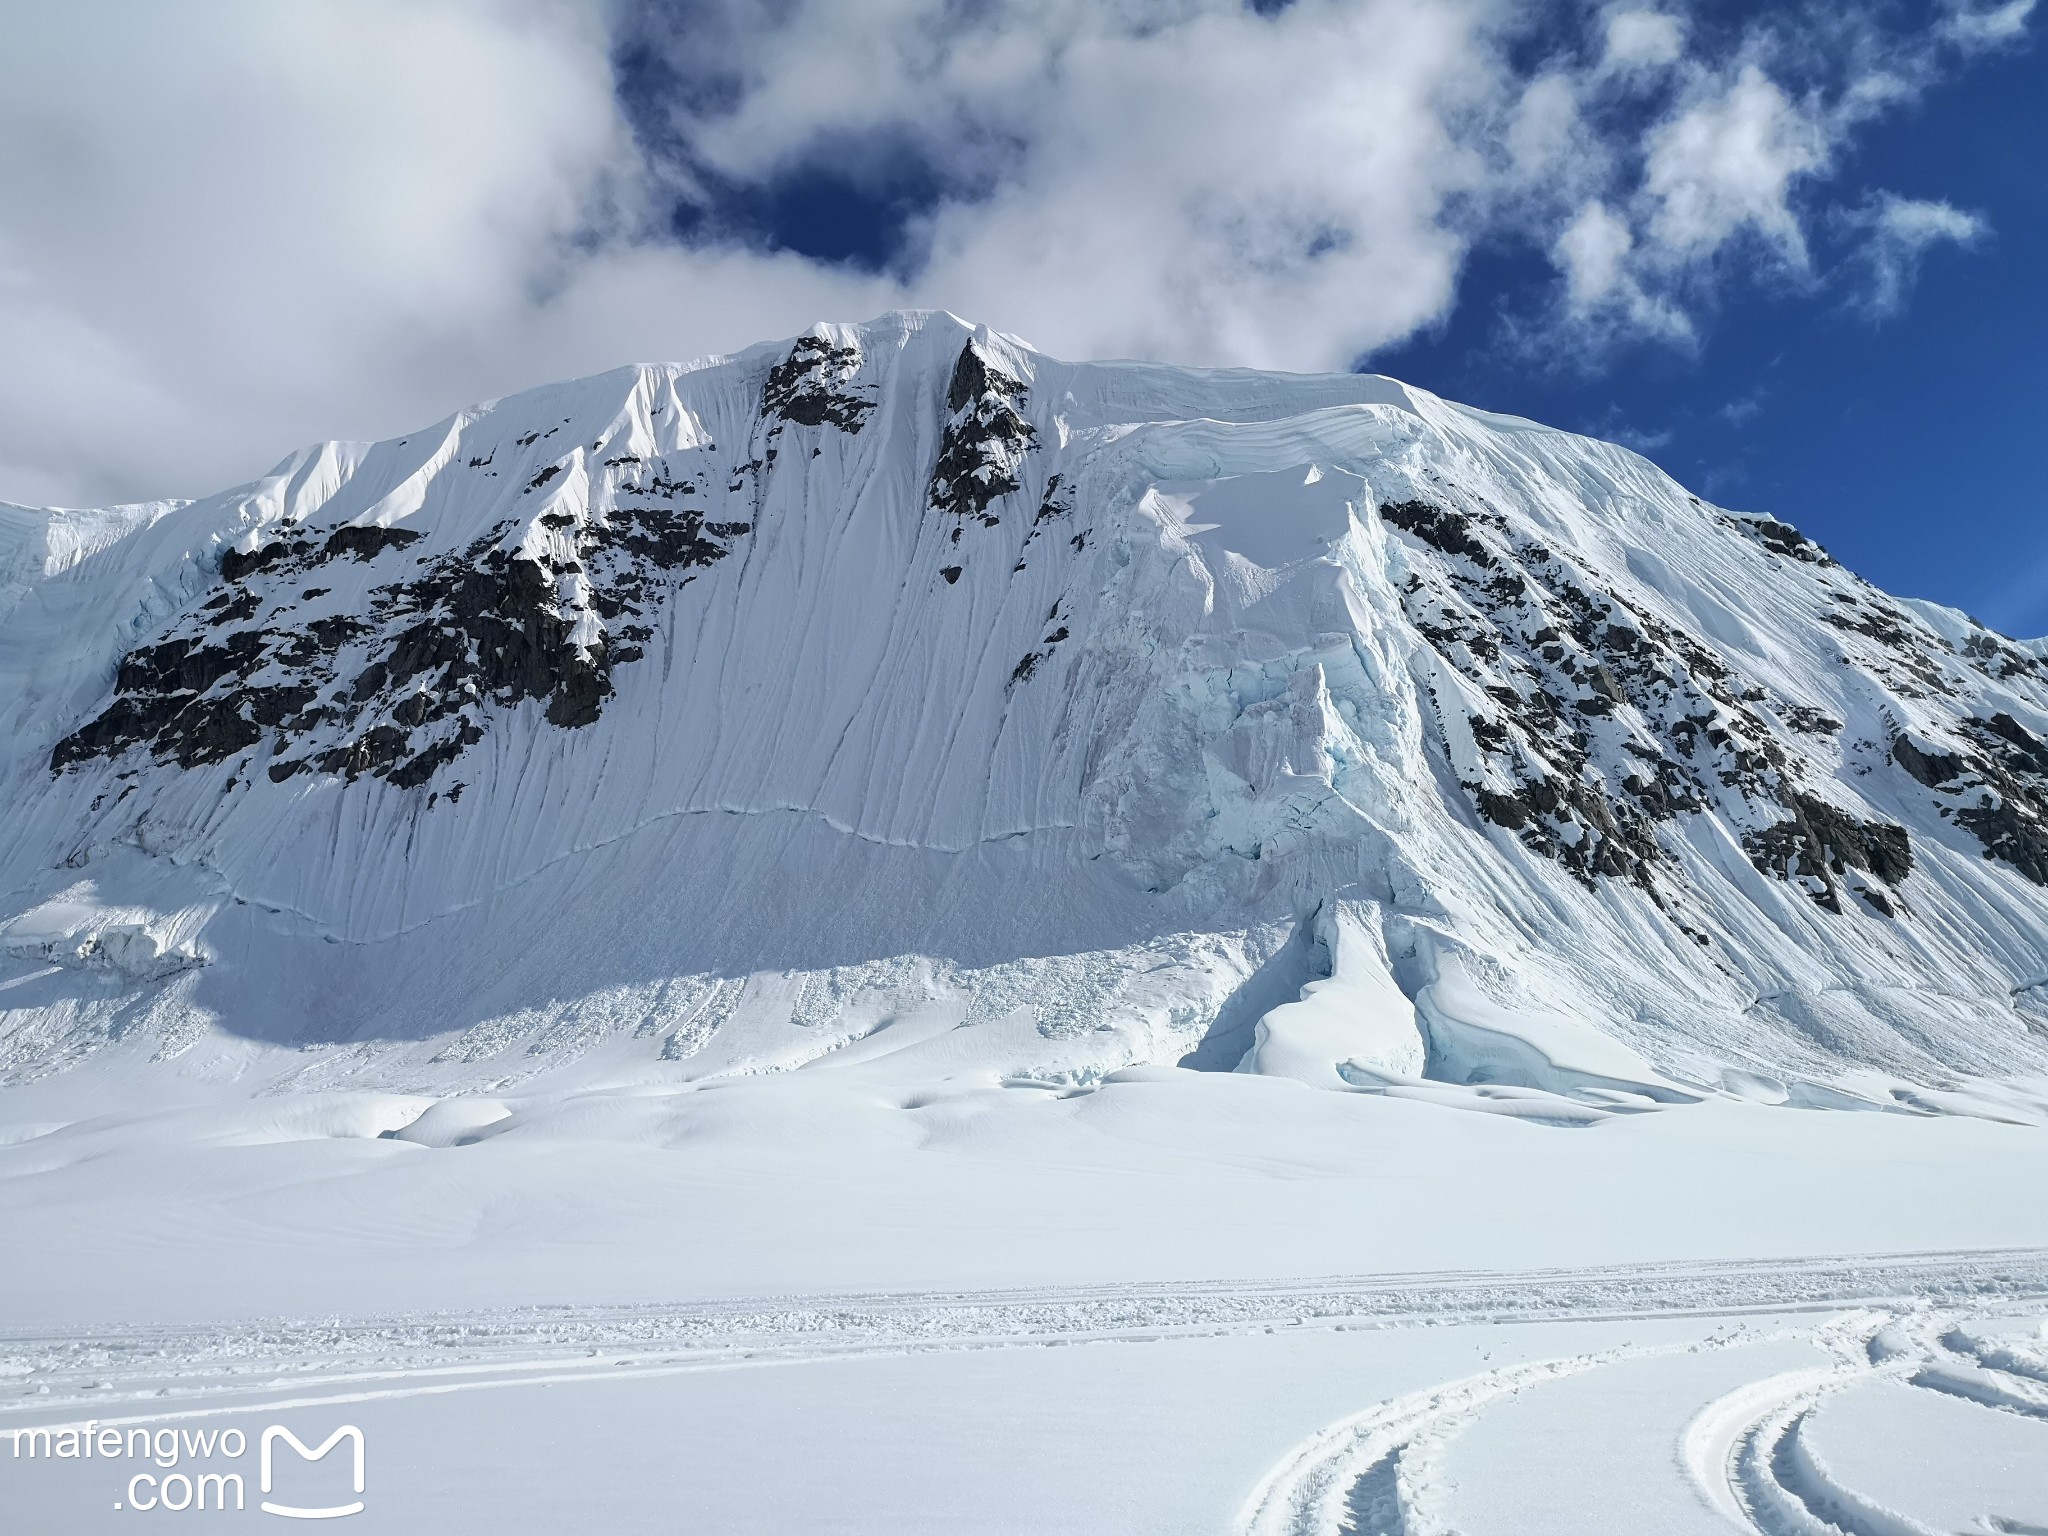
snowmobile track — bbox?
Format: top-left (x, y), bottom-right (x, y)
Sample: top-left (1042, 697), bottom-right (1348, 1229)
top-left (3, 1248), bottom-right (2044, 1423)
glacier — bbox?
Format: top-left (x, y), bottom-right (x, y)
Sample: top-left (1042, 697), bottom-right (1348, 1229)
top-left (4, 308), bottom-right (2045, 1110)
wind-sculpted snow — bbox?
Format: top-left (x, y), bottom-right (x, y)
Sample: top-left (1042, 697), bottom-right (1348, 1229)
top-left (4, 310), bottom-right (2048, 1103)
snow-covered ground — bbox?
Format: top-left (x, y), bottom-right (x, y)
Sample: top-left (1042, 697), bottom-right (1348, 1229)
top-left (5, 1066), bottom-right (2048, 1530)
top-left (6, 312), bottom-right (2048, 1528)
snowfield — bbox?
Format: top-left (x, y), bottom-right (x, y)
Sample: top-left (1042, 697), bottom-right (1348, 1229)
top-left (5, 1076), bottom-right (2048, 1532)
top-left (4, 311), bottom-right (2048, 1528)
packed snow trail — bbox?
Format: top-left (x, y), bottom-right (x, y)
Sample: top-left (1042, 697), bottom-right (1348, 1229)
top-left (7, 1252), bottom-right (2046, 1535)
top-left (6, 1249), bottom-right (2045, 1409)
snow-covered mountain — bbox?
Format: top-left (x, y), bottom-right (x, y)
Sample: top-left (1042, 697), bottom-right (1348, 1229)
top-left (4, 309), bottom-right (2047, 1110)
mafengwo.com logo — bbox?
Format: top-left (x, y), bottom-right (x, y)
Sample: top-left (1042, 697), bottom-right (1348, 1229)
top-left (10, 1419), bottom-right (365, 1518)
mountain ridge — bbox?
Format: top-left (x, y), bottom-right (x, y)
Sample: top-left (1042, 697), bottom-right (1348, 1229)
top-left (3, 309), bottom-right (2046, 1112)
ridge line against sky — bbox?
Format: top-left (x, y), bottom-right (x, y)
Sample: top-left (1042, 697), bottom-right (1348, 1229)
top-left (1, 0), bottom-right (2041, 630)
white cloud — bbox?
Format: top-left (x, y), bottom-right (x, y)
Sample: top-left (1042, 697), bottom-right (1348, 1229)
top-left (1939, 0), bottom-right (2038, 49)
top-left (1609, 422), bottom-right (1675, 453)
top-left (1535, 57), bottom-right (1839, 350)
top-left (903, 1), bottom-right (1497, 371)
top-left (1601, 9), bottom-right (1687, 73)
top-left (1534, 0), bottom-right (2020, 354)
top-left (1551, 200), bottom-right (1691, 343)
top-left (1641, 66), bottom-right (1827, 266)
top-left (1850, 194), bottom-right (1987, 315)
top-left (1556, 202), bottom-right (1636, 308)
top-left (0, 1), bottom-right (621, 503)
top-left (1506, 74), bottom-right (1589, 181)
top-left (628, 0), bottom-right (1504, 372)
top-left (0, 0), bottom-right (2027, 506)
top-left (1720, 388), bottom-right (1766, 426)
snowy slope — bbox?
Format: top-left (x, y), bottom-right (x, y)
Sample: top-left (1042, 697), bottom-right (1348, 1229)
top-left (3, 309), bottom-right (2048, 1108)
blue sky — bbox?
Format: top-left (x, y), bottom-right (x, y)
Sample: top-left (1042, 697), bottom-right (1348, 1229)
top-left (1371, 20), bottom-right (2048, 635)
top-left (608, 0), bottom-right (2046, 633)
top-left (2, 1), bottom-right (2040, 631)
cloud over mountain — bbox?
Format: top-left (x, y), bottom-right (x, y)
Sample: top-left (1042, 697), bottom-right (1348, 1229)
top-left (0, 0), bottom-right (2029, 508)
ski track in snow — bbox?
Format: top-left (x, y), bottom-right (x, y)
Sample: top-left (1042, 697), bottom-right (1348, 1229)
top-left (1215, 1252), bottom-right (2048, 1536)
top-left (1670, 1303), bottom-right (2048, 1536)
top-left (4, 1249), bottom-right (2047, 1533)
top-left (1237, 1346), bottom-right (1649, 1536)
top-left (5, 1249), bottom-right (2042, 1407)
top-left (1236, 1296), bottom-right (2048, 1536)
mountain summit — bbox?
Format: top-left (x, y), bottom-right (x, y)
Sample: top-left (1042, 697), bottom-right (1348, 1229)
top-left (4, 311), bottom-right (2045, 1110)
